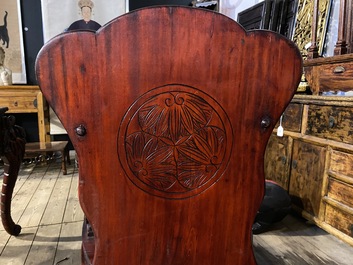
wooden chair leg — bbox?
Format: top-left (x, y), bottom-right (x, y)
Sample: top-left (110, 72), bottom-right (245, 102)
top-left (81, 217), bottom-right (95, 264)
top-left (1, 155), bottom-right (23, 236)
top-left (0, 109), bottom-right (26, 236)
top-left (61, 149), bottom-right (67, 175)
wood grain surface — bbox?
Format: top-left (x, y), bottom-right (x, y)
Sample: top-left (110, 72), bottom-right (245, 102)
top-left (36, 6), bottom-right (302, 264)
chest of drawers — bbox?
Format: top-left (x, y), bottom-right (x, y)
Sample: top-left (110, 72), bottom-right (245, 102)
top-left (265, 95), bottom-right (353, 246)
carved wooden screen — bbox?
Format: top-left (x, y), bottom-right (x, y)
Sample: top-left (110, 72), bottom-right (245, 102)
top-left (36, 6), bottom-right (302, 265)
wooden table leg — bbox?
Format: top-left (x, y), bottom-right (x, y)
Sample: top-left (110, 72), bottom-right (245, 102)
top-left (61, 148), bottom-right (67, 175)
top-left (1, 108), bottom-right (26, 236)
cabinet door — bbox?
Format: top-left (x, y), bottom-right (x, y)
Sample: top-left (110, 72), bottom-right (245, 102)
top-left (264, 134), bottom-right (293, 190)
top-left (289, 140), bottom-right (326, 217)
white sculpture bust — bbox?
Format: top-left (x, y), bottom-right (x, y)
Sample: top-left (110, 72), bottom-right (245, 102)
top-left (0, 47), bottom-right (12, 86)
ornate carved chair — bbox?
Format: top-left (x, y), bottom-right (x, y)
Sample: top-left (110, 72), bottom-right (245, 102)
top-left (1, 107), bottom-right (26, 236)
top-left (36, 6), bottom-right (302, 264)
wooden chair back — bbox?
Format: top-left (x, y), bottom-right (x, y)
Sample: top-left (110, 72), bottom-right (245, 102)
top-left (36, 6), bottom-right (302, 264)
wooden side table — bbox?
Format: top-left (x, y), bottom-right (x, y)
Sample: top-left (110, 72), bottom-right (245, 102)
top-left (25, 141), bottom-right (70, 175)
top-left (0, 85), bottom-right (50, 143)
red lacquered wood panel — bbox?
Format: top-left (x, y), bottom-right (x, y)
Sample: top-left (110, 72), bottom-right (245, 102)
top-left (36, 6), bottom-right (302, 265)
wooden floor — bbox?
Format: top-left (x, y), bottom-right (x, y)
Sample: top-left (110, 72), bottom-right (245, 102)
top-left (1, 155), bottom-right (353, 265)
top-left (0, 155), bottom-right (83, 265)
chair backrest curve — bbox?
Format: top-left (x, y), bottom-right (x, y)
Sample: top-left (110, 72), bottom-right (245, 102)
top-left (36, 6), bottom-right (302, 265)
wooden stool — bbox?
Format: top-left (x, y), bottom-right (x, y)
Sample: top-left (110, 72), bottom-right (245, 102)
top-left (25, 141), bottom-right (70, 175)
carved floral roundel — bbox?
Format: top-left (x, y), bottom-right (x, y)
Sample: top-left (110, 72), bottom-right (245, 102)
top-left (118, 85), bottom-right (232, 199)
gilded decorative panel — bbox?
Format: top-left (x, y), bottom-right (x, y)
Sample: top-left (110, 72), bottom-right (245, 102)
top-left (293, 0), bottom-right (331, 59)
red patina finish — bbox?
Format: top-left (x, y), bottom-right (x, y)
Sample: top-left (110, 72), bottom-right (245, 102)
top-left (36, 6), bottom-right (302, 264)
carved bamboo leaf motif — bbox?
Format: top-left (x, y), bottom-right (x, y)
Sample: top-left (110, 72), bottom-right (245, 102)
top-left (123, 89), bottom-right (228, 197)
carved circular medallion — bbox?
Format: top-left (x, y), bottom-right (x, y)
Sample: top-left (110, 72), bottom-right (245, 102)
top-left (118, 85), bottom-right (232, 199)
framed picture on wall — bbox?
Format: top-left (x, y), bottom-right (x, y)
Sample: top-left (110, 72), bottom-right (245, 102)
top-left (292, 0), bottom-right (332, 59)
top-left (41, 0), bottom-right (126, 43)
top-left (41, 0), bottom-right (126, 135)
top-left (0, 0), bottom-right (26, 84)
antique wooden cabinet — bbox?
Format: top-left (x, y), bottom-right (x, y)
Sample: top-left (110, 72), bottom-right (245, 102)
top-left (266, 0), bottom-right (353, 246)
top-left (265, 95), bottom-right (353, 246)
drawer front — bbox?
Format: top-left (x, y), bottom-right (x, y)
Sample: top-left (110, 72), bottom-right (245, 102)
top-left (319, 61), bottom-right (353, 92)
top-left (325, 204), bottom-right (353, 237)
top-left (327, 179), bottom-right (353, 208)
top-left (0, 95), bottom-right (37, 112)
top-left (280, 103), bottom-right (303, 133)
top-left (330, 150), bottom-right (353, 178)
top-left (306, 105), bottom-right (353, 144)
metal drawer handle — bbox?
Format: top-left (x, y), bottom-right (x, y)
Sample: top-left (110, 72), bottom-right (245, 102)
top-left (281, 156), bottom-right (287, 165)
top-left (333, 66), bottom-right (345, 73)
top-left (292, 160), bottom-right (297, 169)
top-left (329, 116), bottom-right (335, 128)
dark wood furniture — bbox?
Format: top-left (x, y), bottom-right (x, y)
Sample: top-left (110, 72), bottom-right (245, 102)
top-left (25, 141), bottom-right (70, 175)
top-left (237, 1), bottom-right (272, 30)
top-left (0, 86), bottom-right (70, 173)
top-left (36, 6), bottom-right (302, 264)
top-left (0, 107), bottom-right (26, 236)
top-left (237, 0), bottom-right (297, 39)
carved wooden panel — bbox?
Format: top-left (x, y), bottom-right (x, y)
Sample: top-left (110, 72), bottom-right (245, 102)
top-left (292, 0), bottom-right (330, 59)
top-left (119, 85), bottom-right (232, 199)
top-left (36, 6), bottom-right (302, 265)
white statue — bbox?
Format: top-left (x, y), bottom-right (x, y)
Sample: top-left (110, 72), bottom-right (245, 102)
top-left (0, 47), bottom-right (12, 86)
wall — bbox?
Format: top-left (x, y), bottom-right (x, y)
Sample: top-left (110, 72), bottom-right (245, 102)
top-left (8, 0), bottom-right (44, 142)
top-left (220, 0), bottom-right (263, 21)
top-left (18, 0), bottom-right (126, 140)
top-left (17, 0), bottom-right (263, 141)
top-left (21, 0), bottom-right (44, 85)
top-left (20, 0), bottom-right (263, 85)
